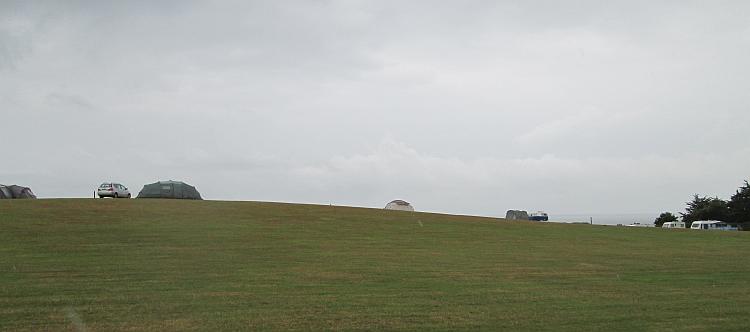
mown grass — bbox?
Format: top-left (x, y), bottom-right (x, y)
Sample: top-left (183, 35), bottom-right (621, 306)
top-left (1, 199), bottom-right (749, 331)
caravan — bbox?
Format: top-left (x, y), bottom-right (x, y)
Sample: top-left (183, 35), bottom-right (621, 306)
top-left (661, 221), bottom-right (685, 229)
top-left (690, 220), bottom-right (737, 231)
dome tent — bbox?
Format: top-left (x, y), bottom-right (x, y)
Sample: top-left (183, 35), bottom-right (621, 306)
top-left (0, 184), bottom-right (37, 199)
top-left (137, 180), bottom-right (202, 200)
top-left (384, 199), bottom-right (414, 211)
top-left (505, 210), bottom-right (529, 220)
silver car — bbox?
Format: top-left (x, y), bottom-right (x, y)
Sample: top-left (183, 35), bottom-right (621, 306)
top-left (97, 182), bottom-right (131, 198)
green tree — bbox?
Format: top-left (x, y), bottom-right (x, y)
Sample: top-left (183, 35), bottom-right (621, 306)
top-left (654, 212), bottom-right (678, 227)
top-left (680, 195), bottom-right (729, 228)
top-left (728, 180), bottom-right (750, 226)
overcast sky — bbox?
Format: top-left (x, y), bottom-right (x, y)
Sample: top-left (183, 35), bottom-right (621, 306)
top-left (2, 1), bottom-right (749, 217)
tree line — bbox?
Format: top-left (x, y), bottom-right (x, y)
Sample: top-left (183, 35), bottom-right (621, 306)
top-left (654, 180), bottom-right (750, 229)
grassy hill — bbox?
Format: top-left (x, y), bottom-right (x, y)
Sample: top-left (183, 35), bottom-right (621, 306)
top-left (1, 199), bottom-right (749, 331)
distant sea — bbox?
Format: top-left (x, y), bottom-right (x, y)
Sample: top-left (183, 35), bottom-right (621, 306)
top-left (549, 213), bottom-right (660, 226)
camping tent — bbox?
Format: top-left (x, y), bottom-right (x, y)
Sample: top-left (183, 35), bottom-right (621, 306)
top-left (137, 180), bottom-right (202, 200)
top-left (505, 210), bottom-right (529, 220)
top-left (0, 184), bottom-right (37, 199)
top-left (384, 199), bottom-right (414, 211)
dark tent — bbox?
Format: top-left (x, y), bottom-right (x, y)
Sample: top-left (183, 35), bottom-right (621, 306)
top-left (137, 180), bottom-right (202, 200)
top-left (0, 184), bottom-right (37, 199)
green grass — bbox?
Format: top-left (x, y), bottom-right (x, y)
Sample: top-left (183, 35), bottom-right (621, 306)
top-left (1, 199), bottom-right (749, 331)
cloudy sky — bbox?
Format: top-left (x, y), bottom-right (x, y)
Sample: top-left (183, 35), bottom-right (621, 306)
top-left (2, 1), bottom-right (749, 217)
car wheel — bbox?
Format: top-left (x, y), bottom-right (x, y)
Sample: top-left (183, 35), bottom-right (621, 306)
top-left (114, 193), bottom-right (119, 198)
top-left (127, 193), bottom-right (131, 198)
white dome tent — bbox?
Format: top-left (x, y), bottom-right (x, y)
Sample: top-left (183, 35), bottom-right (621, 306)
top-left (384, 200), bottom-right (414, 211)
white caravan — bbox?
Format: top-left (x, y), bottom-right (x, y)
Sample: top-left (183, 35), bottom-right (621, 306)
top-left (690, 220), bottom-right (737, 231)
top-left (662, 221), bottom-right (686, 229)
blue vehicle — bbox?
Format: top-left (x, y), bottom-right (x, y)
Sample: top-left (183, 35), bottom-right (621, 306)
top-left (529, 211), bottom-right (549, 221)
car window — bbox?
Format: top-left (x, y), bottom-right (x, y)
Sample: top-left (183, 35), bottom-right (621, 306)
top-left (100, 183), bottom-right (111, 188)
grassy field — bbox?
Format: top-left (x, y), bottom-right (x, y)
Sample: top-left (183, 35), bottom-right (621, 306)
top-left (1, 199), bottom-right (749, 331)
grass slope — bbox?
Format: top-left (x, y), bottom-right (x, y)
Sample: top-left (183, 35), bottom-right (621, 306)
top-left (1, 199), bottom-right (749, 331)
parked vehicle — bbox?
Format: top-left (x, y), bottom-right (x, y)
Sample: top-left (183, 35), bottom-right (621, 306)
top-left (97, 183), bottom-right (131, 198)
top-left (662, 221), bottom-right (686, 228)
top-left (529, 211), bottom-right (549, 221)
top-left (690, 220), bottom-right (737, 231)
top-left (626, 222), bottom-right (650, 227)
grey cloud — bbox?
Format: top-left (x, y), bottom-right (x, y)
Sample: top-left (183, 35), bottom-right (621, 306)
top-left (45, 93), bottom-right (95, 112)
top-left (1, 1), bottom-right (749, 219)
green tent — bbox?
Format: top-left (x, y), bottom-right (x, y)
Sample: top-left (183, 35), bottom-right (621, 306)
top-left (137, 180), bottom-right (202, 200)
